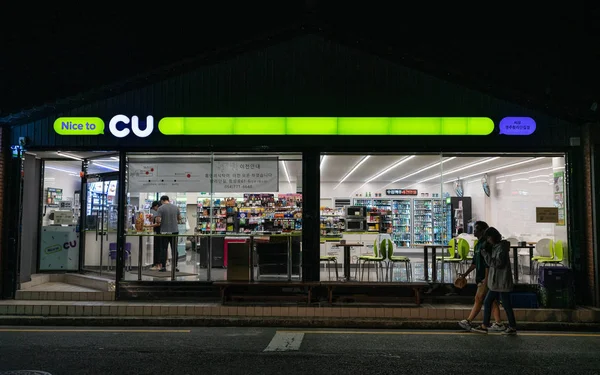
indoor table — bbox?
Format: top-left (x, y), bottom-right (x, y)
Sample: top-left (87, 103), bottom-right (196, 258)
top-left (332, 242), bottom-right (364, 281)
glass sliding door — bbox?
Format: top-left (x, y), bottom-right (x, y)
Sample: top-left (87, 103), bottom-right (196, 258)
top-left (81, 156), bottom-right (120, 277)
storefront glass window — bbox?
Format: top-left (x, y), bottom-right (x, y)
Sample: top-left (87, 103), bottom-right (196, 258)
top-left (319, 153), bottom-right (569, 286)
top-left (124, 152), bottom-right (302, 282)
top-left (39, 160), bottom-right (83, 272)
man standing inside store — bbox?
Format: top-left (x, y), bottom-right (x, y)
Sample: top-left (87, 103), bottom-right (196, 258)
top-left (457, 221), bottom-right (504, 331)
top-left (154, 195), bottom-right (182, 273)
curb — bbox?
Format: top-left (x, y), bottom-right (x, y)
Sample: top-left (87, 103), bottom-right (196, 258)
top-left (0, 316), bottom-right (599, 332)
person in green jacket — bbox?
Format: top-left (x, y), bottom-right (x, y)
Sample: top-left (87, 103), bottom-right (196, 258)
top-left (472, 227), bottom-right (517, 335)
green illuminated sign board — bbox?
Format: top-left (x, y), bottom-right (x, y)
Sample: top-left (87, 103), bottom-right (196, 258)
top-left (53, 116), bottom-right (505, 137)
top-left (158, 117), bottom-right (494, 136)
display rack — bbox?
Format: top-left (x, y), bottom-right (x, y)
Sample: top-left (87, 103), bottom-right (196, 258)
top-left (320, 207), bottom-right (345, 236)
top-left (392, 199), bottom-right (411, 247)
top-left (432, 199), bottom-right (451, 244)
top-left (413, 199), bottom-right (433, 245)
top-left (372, 199), bottom-right (392, 233)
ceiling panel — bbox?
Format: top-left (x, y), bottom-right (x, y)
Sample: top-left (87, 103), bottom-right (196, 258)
top-left (319, 155), bottom-right (554, 185)
top-left (38, 153), bottom-right (556, 186)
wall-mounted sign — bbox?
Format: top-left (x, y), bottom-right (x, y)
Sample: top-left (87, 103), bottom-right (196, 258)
top-left (128, 159), bottom-right (279, 193)
top-left (499, 117), bottom-right (536, 136)
top-left (385, 189), bottom-right (418, 196)
top-left (536, 207), bottom-right (559, 223)
top-left (54, 117), bottom-right (498, 137)
top-left (58, 201), bottom-right (72, 209)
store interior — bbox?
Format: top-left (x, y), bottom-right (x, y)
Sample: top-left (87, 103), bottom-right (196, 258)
top-left (25, 151), bottom-right (568, 285)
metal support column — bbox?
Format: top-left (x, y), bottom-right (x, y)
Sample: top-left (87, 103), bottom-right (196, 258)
top-left (115, 151), bottom-right (127, 298)
top-left (302, 150), bottom-right (320, 282)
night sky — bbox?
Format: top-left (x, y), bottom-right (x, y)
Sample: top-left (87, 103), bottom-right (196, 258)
top-left (2, 2), bottom-right (598, 121)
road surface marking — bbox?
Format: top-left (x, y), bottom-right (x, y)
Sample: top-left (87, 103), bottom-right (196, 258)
top-left (0, 329), bottom-right (190, 333)
top-left (278, 330), bottom-right (600, 338)
top-left (264, 332), bottom-right (305, 352)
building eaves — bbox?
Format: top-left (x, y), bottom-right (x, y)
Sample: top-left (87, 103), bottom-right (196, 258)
top-left (1, 20), bottom-right (586, 126)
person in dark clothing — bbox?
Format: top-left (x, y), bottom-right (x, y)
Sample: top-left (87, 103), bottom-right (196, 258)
top-left (457, 221), bottom-right (504, 332)
top-left (472, 227), bottom-right (518, 335)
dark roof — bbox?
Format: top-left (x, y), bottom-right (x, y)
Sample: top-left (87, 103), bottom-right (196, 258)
top-left (2, 17), bottom-right (596, 125)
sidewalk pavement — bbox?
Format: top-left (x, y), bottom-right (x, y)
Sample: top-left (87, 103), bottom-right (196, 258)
top-left (1, 299), bottom-right (599, 330)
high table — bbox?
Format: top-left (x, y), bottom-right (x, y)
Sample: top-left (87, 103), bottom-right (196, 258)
top-left (416, 244), bottom-right (452, 283)
top-left (332, 242), bottom-right (364, 281)
top-left (509, 245), bottom-right (535, 283)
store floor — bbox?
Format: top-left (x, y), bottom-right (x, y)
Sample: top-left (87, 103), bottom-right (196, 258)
top-left (120, 250), bottom-right (536, 284)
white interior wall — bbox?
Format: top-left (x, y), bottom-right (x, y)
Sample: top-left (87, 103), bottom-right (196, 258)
top-left (42, 168), bottom-right (81, 226)
top-left (43, 168), bottom-right (80, 203)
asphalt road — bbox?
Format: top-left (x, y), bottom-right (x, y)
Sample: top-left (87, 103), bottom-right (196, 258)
top-left (0, 326), bottom-right (599, 375)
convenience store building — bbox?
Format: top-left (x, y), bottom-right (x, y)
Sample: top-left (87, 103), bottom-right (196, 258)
top-left (0, 29), bottom-right (596, 307)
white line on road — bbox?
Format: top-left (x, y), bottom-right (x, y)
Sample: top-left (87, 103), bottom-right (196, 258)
top-left (263, 332), bottom-right (305, 352)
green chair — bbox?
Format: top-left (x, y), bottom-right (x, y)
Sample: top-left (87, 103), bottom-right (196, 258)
top-left (532, 239), bottom-right (554, 275)
top-left (437, 238), bottom-right (462, 281)
top-left (456, 238), bottom-right (471, 274)
top-left (384, 238), bottom-right (412, 282)
top-left (320, 255), bottom-right (339, 280)
top-left (436, 238), bottom-right (457, 262)
top-left (356, 239), bottom-right (386, 281)
top-left (537, 240), bottom-right (565, 267)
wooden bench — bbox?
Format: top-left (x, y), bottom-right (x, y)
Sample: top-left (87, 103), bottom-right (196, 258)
top-left (320, 282), bottom-right (429, 306)
top-left (213, 281), bottom-right (320, 304)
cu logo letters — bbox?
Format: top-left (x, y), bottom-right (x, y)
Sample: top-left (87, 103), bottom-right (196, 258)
top-left (109, 115), bottom-right (154, 138)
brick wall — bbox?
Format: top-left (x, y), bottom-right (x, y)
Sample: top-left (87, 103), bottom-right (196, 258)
top-left (0, 127), bottom-right (4, 280)
top-left (582, 124), bottom-right (597, 306)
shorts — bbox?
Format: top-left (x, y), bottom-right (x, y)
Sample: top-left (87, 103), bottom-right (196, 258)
top-left (475, 282), bottom-right (489, 300)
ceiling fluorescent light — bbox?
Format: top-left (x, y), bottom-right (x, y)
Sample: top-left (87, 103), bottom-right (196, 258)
top-left (497, 166), bottom-right (552, 179)
top-left (333, 155), bottom-right (371, 190)
top-left (448, 157), bottom-right (544, 182)
top-left (383, 157), bottom-right (457, 189)
top-left (419, 157), bottom-right (499, 183)
top-left (365, 156), bottom-right (415, 184)
top-left (281, 160), bottom-right (292, 189)
top-left (56, 152), bottom-right (83, 161)
top-left (92, 162), bottom-right (119, 171)
top-left (349, 156), bottom-right (416, 196)
top-left (320, 155), bottom-right (327, 170)
top-left (45, 166), bottom-right (78, 174)
top-left (380, 157), bottom-right (457, 191)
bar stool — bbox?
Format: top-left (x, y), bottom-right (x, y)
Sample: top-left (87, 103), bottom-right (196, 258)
top-left (320, 255), bottom-right (339, 280)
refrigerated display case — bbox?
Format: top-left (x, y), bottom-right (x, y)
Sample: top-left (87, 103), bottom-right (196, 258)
top-left (352, 198), bottom-right (372, 208)
top-left (432, 199), bottom-right (451, 244)
top-left (392, 199), bottom-right (411, 247)
top-left (413, 199), bottom-right (433, 245)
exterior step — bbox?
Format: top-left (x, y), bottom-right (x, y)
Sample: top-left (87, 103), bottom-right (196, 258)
top-left (16, 289), bottom-right (115, 301)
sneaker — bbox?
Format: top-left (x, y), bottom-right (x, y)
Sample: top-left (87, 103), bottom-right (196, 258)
top-left (489, 323), bottom-right (506, 332)
top-left (502, 327), bottom-right (517, 336)
top-left (471, 326), bottom-right (488, 334)
top-left (458, 319), bottom-right (472, 332)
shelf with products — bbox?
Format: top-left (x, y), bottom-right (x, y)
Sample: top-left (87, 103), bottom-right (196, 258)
top-left (196, 194), bottom-right (302, 234)
top-left (196, 197), bottom-right (239, 233)
top-left (320, 207), bottom-right (345, 236)
top-left (372, 199), bottom-right (393, 233)
top-left (352, 198), bottom-right (372, 208)
top-left (413, 199), bottom-right (433, 245)
top-left (432, 199), bottom-right (451, 244)
top-left (392, 199), bottom-right (412, 247)
top-left (366, 212), bottom-right (381, 232)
